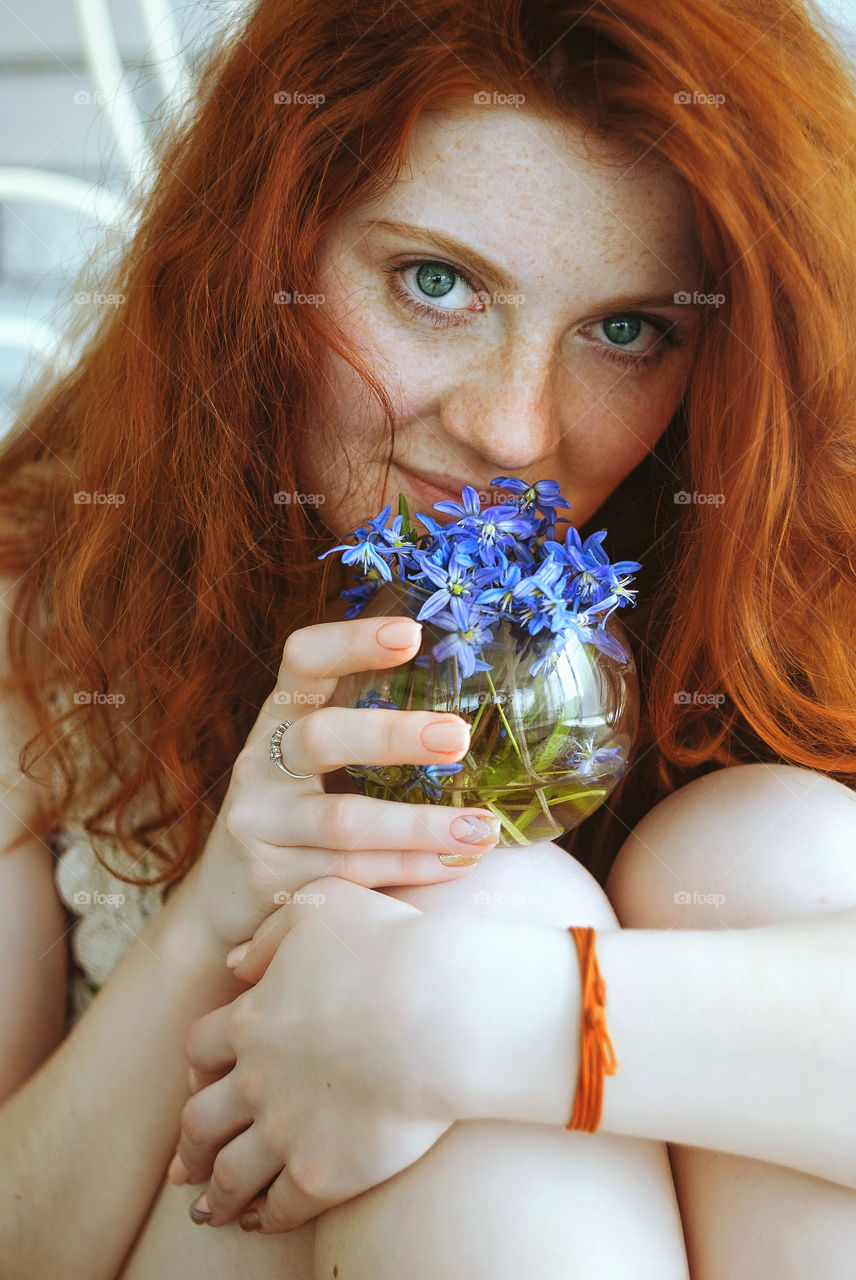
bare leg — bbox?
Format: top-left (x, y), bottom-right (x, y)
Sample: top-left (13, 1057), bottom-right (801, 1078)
top-left (116, 1172), bottom-right (316, 1279)
top-left (606, 762), bottom-right (856, 1279)
top-left (314, 843), bottom-right (690, 1280)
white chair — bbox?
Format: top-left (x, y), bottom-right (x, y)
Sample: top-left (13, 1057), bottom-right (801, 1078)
top-left (0, 0), bottom-right (244, 426)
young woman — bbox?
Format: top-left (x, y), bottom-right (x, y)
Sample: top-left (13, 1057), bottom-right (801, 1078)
top-left (1, 0), bottom-right (856, 1275)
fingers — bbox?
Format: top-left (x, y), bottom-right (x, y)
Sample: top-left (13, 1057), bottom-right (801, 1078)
top-left (263, 704), bottom-right (472, 777)
top-left (248, 793), bottom-right (501, 856)
top-left (232, 850), bottom-right (472, 985)
top-left (184, 1001), bottom-right (238, 1076)
top-left (175, 1074), bottom-right (252, 1186)
top-left (237, 1165), bottom-right (331, 1234)
top-left (266, 616), bottom-right (424, 727)
top-left (229, 908), bottom-right (292, 983)
top-left (197, 1127), bottom-right (283, 1227)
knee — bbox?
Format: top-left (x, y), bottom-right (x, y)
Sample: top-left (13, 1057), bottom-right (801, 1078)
top-left (605, 762), bottom-right (856, 930)
top-left (383, 839), bottom-right (620, 932)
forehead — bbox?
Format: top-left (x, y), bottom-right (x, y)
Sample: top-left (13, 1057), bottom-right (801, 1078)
top-left (351, 104), bottom-right (701, 285)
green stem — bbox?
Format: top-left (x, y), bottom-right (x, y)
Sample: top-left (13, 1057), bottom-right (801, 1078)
top-left (483, 798), bottom-right (530, 845)
top-left (484, 669), bottom-right (526, 767)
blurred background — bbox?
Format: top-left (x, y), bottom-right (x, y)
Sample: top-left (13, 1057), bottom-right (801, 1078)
top-left (1, 0), bottom-right (856, 437)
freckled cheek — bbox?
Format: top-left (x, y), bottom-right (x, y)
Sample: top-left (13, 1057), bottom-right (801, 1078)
top-left (561, 376), bottom-right (682, 484)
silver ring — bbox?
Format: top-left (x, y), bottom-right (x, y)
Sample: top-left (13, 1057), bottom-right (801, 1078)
top-left (269, 721), bottom-right (316, 779)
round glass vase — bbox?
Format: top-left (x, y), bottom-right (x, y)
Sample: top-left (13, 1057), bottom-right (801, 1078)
top-left (328, 578), bottom-right (639, 847)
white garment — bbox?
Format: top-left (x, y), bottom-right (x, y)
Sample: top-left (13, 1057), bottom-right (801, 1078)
top-left (52, 820), bottom-right (168, 1032)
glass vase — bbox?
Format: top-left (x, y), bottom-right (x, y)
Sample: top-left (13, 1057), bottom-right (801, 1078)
top-left (328, 578), bottom-right (639, 847)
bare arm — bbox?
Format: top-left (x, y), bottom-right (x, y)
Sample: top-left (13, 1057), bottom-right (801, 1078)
top-left (462, 905), bottom-right (856, 1189)
top-left (1, 855), bottom-right (245, 1279)
top-left (0, 838), bottom-right (67, 1103)
top-left (0, 577), bottom-right (68, 1100)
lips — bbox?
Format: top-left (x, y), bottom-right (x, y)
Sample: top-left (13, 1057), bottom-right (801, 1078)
top-left (393, 462), bottom-right (504, 511)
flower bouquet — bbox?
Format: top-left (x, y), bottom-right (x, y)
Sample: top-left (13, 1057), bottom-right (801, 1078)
top-left (318, 477), bottom-right (640, 846)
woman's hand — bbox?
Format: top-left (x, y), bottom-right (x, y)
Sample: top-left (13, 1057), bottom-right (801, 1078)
top-left (167, 877), bottom-right (469, 1232)
top-left (187, 614), bottom-right (502, 951)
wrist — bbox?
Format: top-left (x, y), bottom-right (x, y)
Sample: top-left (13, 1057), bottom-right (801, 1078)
top-left (408, 913), bottom-right (581, 1127)
top-left (150, 856), bottom-right (235, 979)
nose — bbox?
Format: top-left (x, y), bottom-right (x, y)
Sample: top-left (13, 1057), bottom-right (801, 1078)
top-left (438, 336), bottom-right (563, 470)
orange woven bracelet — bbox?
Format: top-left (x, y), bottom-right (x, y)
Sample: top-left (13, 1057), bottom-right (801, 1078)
top-left (566, 926), bottom-right (620, 1132)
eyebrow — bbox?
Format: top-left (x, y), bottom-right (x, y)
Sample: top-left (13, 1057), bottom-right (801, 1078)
top-left (359, 218), bottom-right (687, 311)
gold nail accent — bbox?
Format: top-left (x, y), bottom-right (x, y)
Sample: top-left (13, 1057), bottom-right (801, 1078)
top-left (239, 1208), bottom-right (263, 1232)
top-left (438, 851), bottom-right (483, 866)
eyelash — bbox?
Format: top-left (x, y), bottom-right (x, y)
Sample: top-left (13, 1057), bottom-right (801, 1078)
top-left (382, 258), bottom-right (682, 371)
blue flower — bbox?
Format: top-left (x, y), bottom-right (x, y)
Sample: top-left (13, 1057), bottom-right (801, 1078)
top-left (561, 733), bottom-right (625, 779)
top-left (318, 525), bottom-right (395, 581)
top-left (430, 484), bottom-right (484, 522)
top-left (355, 688), bottom-right (400, 710)
top-left (414, 550), bottom-right (479, 621)
top-left (454, 503), bottom-right (541, 566)
top-left (474, 560), bottom-right (524, 617)
top-left (511, 559), bottom-right (572, 636)
top-left (315, 474), bottom-right (641, 676)
top-left (428, 595), bottom-right (495, 678)
top-left (401, 761), bottom-right (465, 800)
top-left (340, 581), bottom-right (382, 617)
top-left (541, 527), bottom-right (639, 611)
top-left (491, 476), bottom-right (574, 540)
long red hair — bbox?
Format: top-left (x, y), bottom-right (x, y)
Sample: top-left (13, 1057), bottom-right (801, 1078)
top-left (2, 0), bottom-right (855, 886)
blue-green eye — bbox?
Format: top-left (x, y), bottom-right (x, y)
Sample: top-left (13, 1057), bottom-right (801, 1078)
top-left (602, 315), bottom-right (643, 346)
top-left (382, 258), bottom-right (483, 327)
top-left (382, 257), bottom-right (682, 368)
top-left (414, 262), bottom-right (457, 298)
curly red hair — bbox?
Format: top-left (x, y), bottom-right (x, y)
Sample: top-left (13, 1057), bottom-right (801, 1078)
top-left (2, 0), bottom-right (855, 886)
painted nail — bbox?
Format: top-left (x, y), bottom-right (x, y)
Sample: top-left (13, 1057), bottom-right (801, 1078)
top-left (239, 1208), bottom-right (263, 1232)
top-left (377, 619), bottom-right (422, 649)
top-left (421, 719), bottom-right (467, 752)
top-left (438, 851), bottom-right (483, 866)
top-left (189, 1194), bottom-right (211, 1224)
top-left (167, 1153), bottom-right (189, 1185)
top-left (450, 814), bottom-right (500, 844)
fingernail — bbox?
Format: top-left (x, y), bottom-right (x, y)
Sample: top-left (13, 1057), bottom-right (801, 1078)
top-left (189, 1194), bottom-right (211, 1224)
top-left (167, 1153), bottom-right (189, 1185)
top-left (377, 619), bottom-right (422, 649)
top-left (438, 850), bottom-right (483, 866)
top-left (450, 814), bottom-right (500, 844)
top-left (226, 941), bottom-right (250, 968)
top-left (421, 718), bottom-right (468, 753)
top-left (239, 1208), bottom-right (263, 1232)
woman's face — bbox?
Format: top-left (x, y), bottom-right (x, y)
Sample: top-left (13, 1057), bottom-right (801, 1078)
top-left (303, 103), bottom-right (703, 593)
